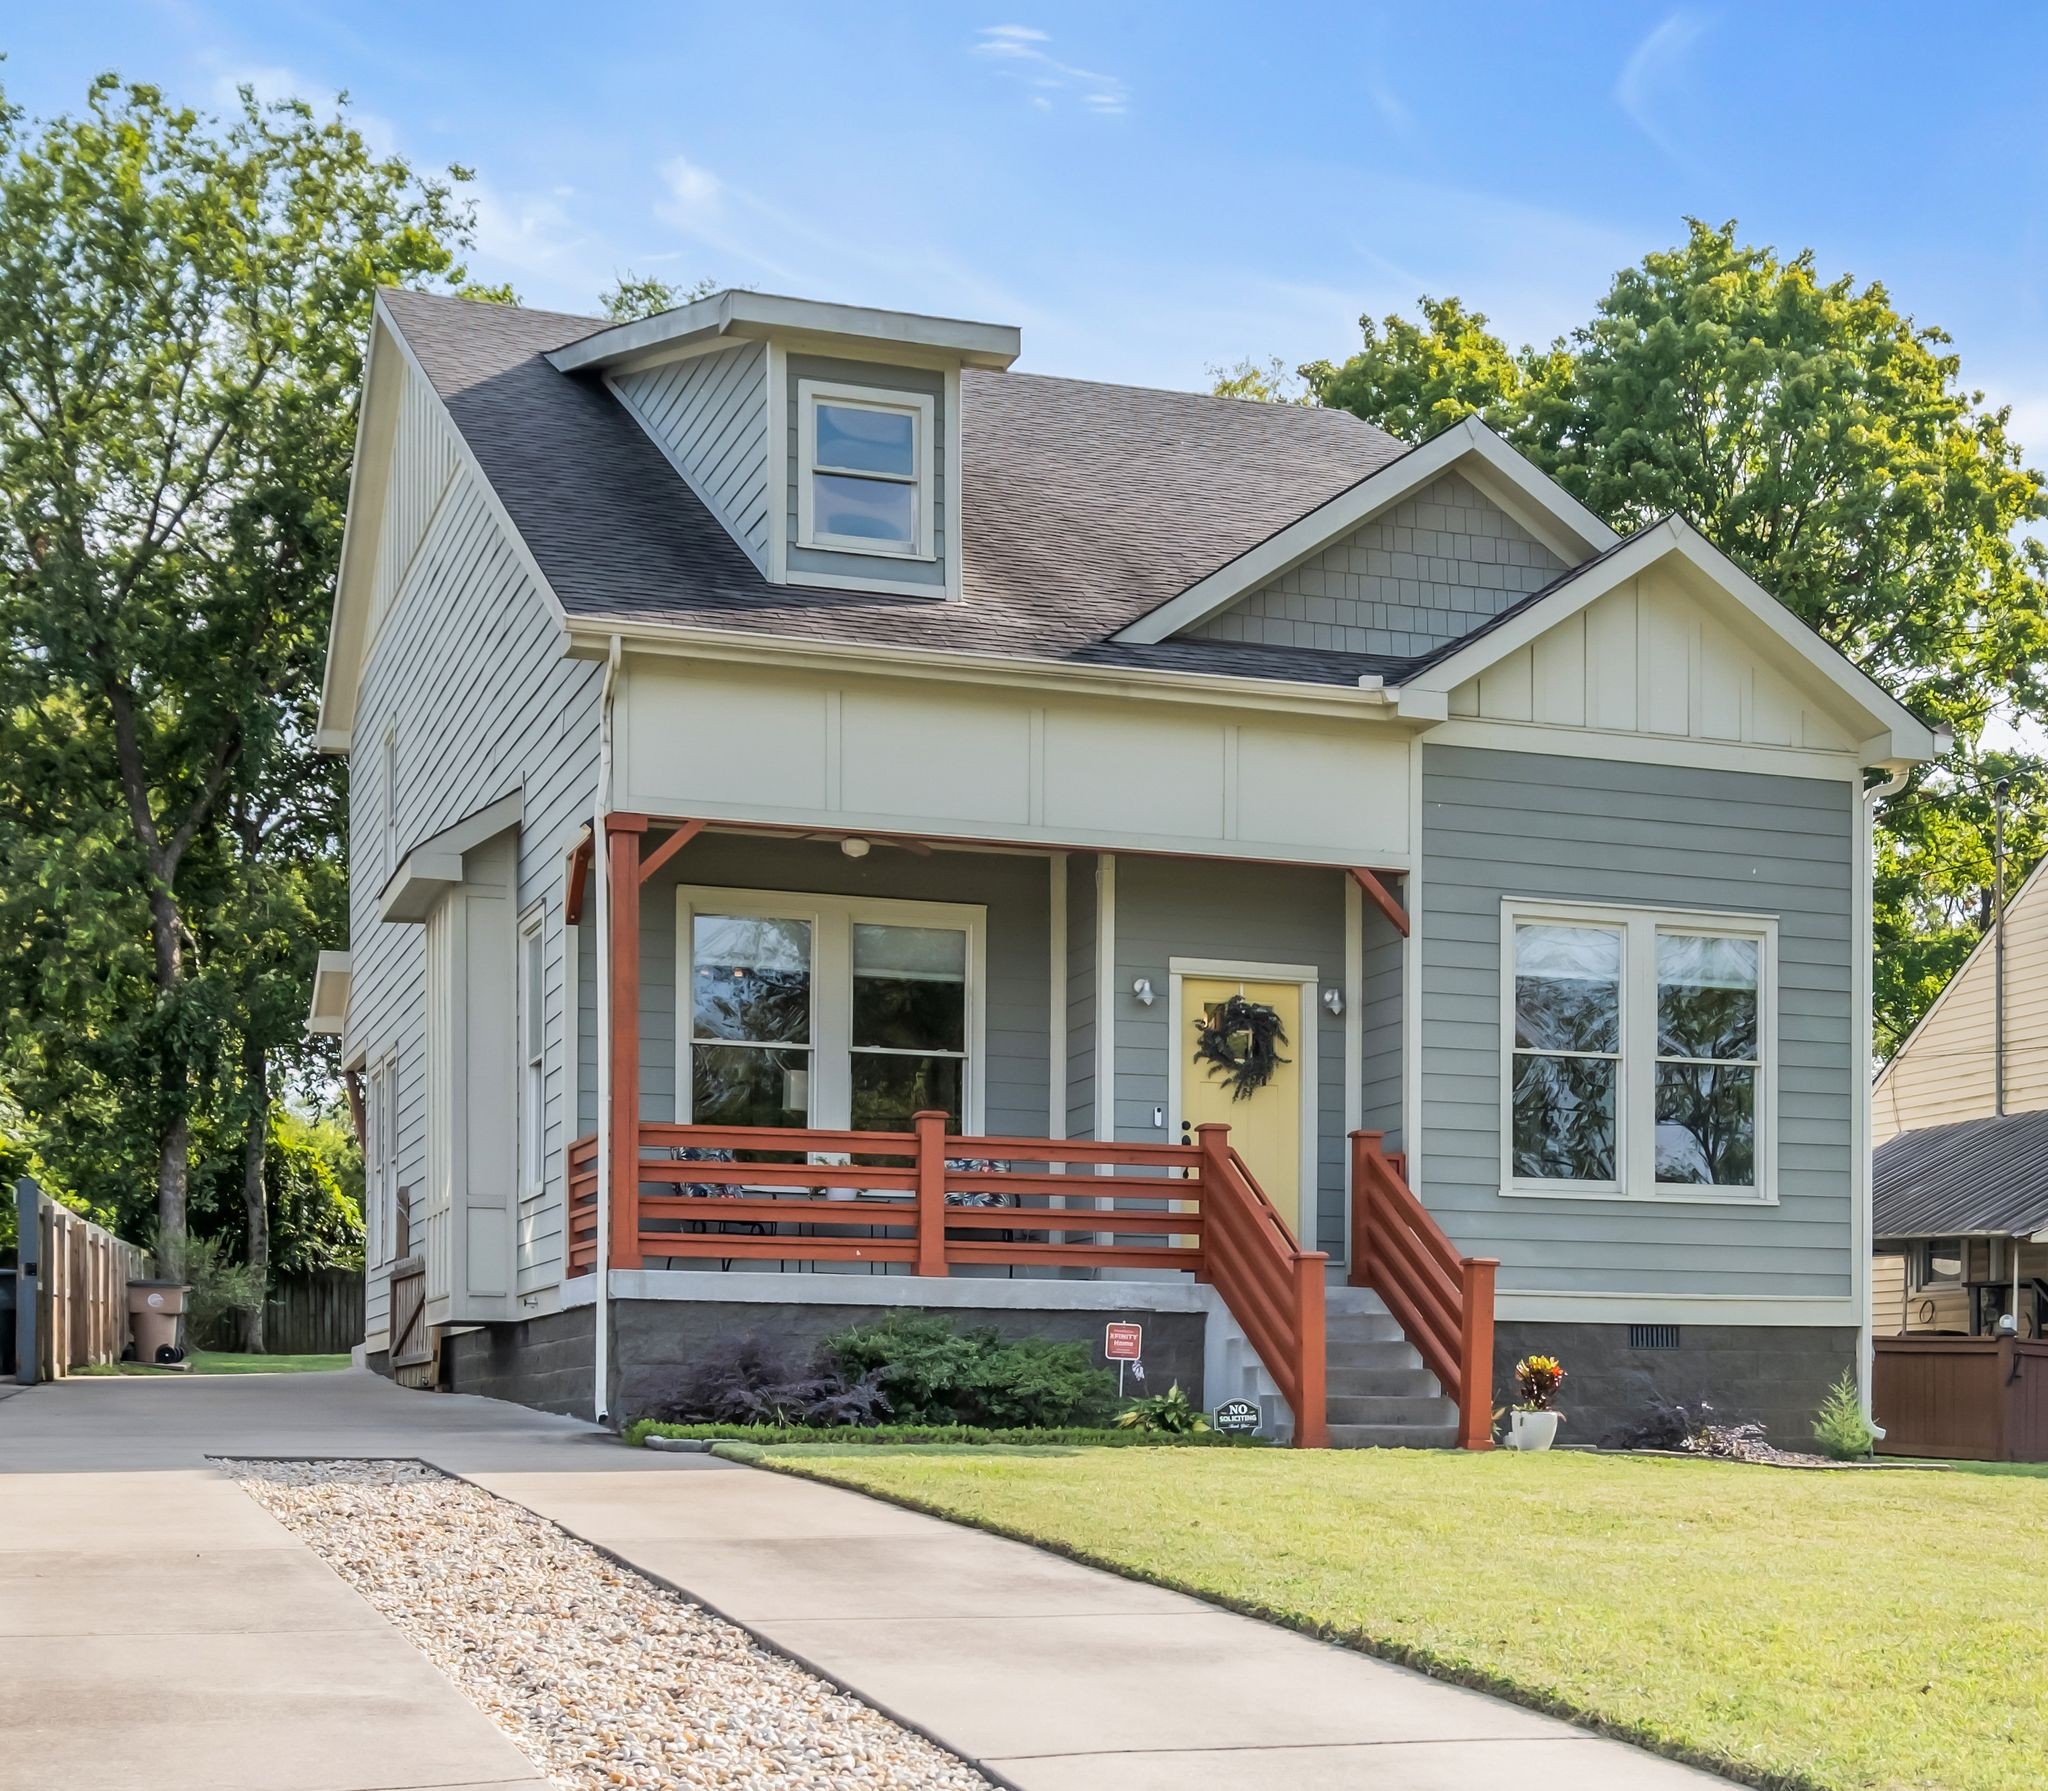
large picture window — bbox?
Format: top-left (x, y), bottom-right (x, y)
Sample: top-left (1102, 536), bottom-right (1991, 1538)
top-left (797, 380), bottom-right (934, 560)
top-left (681, 889), bottom-right (982, 1134)
top-left (1502, 901), bottom-right (1776, 1202)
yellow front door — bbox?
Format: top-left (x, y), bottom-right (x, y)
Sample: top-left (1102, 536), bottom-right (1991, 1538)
top-left (1179, 976), bottom-right (1306, 1245)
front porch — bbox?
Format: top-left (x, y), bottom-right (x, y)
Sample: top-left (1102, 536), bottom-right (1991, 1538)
top-left (565, 811), bottom-right (1494, 1448)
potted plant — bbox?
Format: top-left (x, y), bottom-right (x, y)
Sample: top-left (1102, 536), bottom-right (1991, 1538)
top-left (1507, 1354), bottom-right (1566, 1451)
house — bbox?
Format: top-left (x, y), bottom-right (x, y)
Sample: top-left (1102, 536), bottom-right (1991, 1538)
top-left (310, 287), bottom-right (1939, 1446)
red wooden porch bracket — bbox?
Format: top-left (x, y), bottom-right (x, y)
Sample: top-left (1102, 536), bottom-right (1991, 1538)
top-left (638, 817), bottom-right (706, 886)
top-left (1348, 866), bottom-right (1409, 938)
top-left (564, 831), bottom-right (594, 925)
top-left (606, 814), bottom-right (647, 1271)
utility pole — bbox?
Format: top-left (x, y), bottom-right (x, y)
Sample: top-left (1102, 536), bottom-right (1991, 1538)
top-left (1994, 777), bottom-right (2011, 1117)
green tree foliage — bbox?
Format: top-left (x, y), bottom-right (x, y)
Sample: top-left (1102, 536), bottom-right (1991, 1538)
top-left (1256, 222), bottom-right (2048, 1054)
top-left (0, 75), bottom-right (472, 1259)
top-left (598, 270), bottom-right (718, 321)
top-left (1208, 355), bottom-right (1309, 406)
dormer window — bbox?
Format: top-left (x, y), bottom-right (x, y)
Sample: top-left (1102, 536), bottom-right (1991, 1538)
top-left (798, 379), bottom-right (934, 559)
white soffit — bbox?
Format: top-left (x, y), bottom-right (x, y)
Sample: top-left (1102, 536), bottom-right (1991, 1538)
top-left (547, 289), bottom-right (1021, 377)
top-left (305, 951), bottom-right (353, 1037)
top-left (1113, 416), bottom-right (1620, 647)
top-left (1395, 515), bottom-right (1941, 762)
top-left (377, 789), bottom-right (524, 923)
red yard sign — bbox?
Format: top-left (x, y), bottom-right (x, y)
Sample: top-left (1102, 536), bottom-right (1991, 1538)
top-left (1105, 1322), bottom-right (1143, 1361)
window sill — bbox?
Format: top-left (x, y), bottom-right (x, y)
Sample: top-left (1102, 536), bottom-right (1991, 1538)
top-left (1499, 1182), bottom-right (1778, 1208)
top-left (798, 533), bottom-right (937, 563)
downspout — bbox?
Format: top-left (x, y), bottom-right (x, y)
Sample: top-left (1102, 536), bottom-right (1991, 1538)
top-left (1857, 764), bottom-right (1911, 1413)
top-left (591, 634), bottom-right (623, 1425)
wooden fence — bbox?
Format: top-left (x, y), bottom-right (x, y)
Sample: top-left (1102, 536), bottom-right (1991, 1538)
top-left (1873, 1335), bottom-right (2048, 1462)
top-left (13, 1179), bottom-right (153, 1383)
top-left (190, 1268), bottom-right (366, 1355)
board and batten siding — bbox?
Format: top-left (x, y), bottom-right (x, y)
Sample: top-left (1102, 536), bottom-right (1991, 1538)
top-left (1873, 855), bottom-right (2048, 1141)
top-left (609, 343), bottom-right (771, 574)
top-left (1191, 471), bottom-right (1562, 660)
top-left (346, 361), bottom-right (601, 1344)
top-left (1418, 743), bottom-right (1856, 1301)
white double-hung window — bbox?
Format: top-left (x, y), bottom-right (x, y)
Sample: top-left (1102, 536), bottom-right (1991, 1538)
top-left (1503, 900), bottom-right (1775, 1202)
top-left (681, 887), bottom-right (981, 1134)
top-left (797, 380), bottom-right (934, 559)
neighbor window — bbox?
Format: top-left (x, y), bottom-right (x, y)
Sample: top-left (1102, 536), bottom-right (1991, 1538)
top-left (797, 380), bottom-right (933, 558)
top-left (1921, 1238), bottom-right (1964, 1285)
top-left (1504, 902), bottom-right (1775, 1201)
top-left (518, 908), bottom-right (546, 1194)
top-left (683, 890), bottom-right (980, 1134)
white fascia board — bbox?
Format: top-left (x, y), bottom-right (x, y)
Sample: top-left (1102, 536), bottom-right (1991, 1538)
top-left (1396, 515), bottom-right (1941, 762)
top-left (376, 789), bottom-right (524, 923)
top-left (547, 289), bottom-right (1021, 376)
top-left (1113, 416), bottom-right (1620, 647)
top-left (566, 617), bottom-right (1418, 725)
top-left (316, 306), bottom-right (402, 752)
top-left (304, 950), bottom-right (354, 1037)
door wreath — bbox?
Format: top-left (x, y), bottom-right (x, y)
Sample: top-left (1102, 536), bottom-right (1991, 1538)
top-left (1193, 994), bottom-right (1290, 1101)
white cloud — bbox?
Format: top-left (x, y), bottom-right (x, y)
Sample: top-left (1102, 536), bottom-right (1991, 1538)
top-left (1614, 11), bottom-right (1712, 170)
top-left (972, 24), bottom-right (1128, 117)
top-left (657, 155), bottom-right (725, 230)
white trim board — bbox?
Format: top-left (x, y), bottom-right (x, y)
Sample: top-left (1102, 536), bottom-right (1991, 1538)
top-left (1494, 1292), bottom-right (1858, 1327)
top-left (1113, 416), bottom-right (1618, 647)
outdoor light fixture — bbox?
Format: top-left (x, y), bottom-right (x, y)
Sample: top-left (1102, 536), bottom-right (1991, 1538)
top-left (1322, 988), bottom-right (1344, 1016)
top-left (1132, 977), bottom-right (1155, 1006)
top-left (840, 836), bottom-right (871, 859)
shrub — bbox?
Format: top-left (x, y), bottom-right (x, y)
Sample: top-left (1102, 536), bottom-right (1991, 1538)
top-left (824, 1313), bottom-right (1117, 1429)
top-left (1512, 1353), bottom-right (1566, 1411)
top-left (656, 1331), bottom-right (890, 1429)
top-left (156, 1231), bottom-right (263, 1347)
top-left (1812, 1371), bottom-right (1877, 1461)
top-left (1114, 1383), bottom-right (1209, 1434)
top-left (625, 1419), bottom-right (1265, 1448)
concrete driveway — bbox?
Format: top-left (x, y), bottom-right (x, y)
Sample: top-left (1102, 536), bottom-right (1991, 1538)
top-left (1, 1369), bottom-right (1726, 1790)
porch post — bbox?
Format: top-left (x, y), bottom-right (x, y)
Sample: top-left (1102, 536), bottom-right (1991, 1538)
top-left (1457, 1256), bottom-right (1499, 1450)
top-left (606, 815), bottom-right (647, 1272)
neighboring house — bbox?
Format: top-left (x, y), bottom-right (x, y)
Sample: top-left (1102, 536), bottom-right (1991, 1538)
top-left (309, 287), bottom-right (1938, 1446)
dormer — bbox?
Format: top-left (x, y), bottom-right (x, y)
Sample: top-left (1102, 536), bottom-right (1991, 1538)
top-left (547, 291), bottom-right (1019, 600)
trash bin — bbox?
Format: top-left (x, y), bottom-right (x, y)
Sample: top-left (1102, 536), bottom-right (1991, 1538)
top-left (127, 1279), bottom-right (189, 1366)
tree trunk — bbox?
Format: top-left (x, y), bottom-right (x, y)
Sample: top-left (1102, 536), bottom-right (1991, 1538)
top-left (147, 880), bottom-right (190, 1246)
top-left (241, 1037), bottom-right (270, 1354)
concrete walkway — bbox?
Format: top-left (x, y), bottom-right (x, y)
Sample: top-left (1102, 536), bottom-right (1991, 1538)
top-left (1, 1371), bottom-right (1725, 1790)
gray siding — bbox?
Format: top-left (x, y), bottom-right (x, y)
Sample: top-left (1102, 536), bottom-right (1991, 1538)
top-left (348, 362), bottom-right (602, 1341)
top-left (1418, 744), bottom-right (1855, 1298)
top-left (612, 343), bottom-right (770, 571)
top-left (636, 835), bottom-right (1050, 1134)
top-left (1065, 855), bottom-right (1098, 1139)
top-left (785, 352), bottom-right (947, 593)
top-left (1112, 857), bottom-right (1350, 1255)
top-left (1192, 471), bottom-right (1561, 658)
top-left (1360, 900), bottom-right (1404, 1147)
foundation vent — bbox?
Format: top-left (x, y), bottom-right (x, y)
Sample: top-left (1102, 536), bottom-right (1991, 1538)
top-left (1627, 1324), bottom-right (1682, 1351)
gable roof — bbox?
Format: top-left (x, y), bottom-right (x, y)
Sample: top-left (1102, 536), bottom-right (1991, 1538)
top-left (1874, 1108), bottom-right (2048, 1239)
top-left (371, 288), bottom-right (1411, 666)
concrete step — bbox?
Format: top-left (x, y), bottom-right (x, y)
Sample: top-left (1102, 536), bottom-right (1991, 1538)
top-left (1324, 1335), bottom-right (1422, 1371)
top-left (1325, 1364), bottom-right (1439, 1400)
top-left (1322, 1284), bottom-right (1392, 1318)
top-left (1327, 1420), bottom-right (1461, 1450)
top-left (1327, 1394), bottom-right (1458, 1427)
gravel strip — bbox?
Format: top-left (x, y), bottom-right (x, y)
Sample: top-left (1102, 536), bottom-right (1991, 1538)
top-left (219, 1458), bottom-right (993, 1791)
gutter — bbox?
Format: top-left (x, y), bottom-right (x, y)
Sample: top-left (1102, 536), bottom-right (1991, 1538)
top-left (591, 633), bottom-right (623, 1425)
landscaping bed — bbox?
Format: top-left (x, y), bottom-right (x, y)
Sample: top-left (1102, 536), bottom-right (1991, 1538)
top-left (755, 1442), bottom-right (2048, 1791)
top-left (219, 1457), bottom-right (990, 1791)
top-left (628, 1420), bottom-right (1264, 1449)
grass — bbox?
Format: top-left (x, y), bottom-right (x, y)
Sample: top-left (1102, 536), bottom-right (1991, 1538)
top-left (109, 1349), bottom-right (351, 1376)
top-left (754, 1444), bottom-right (2048, 1791)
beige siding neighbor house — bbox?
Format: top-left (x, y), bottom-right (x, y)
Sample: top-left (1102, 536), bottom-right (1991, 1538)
top-left (313, 287), bottom-right (1939, 1446)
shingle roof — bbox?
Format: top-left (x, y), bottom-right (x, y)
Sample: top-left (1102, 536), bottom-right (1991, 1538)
top-left (377, 288), bottom-right (1414, 677)
top-left (1872, 1109), bottom-right (2048, 1238)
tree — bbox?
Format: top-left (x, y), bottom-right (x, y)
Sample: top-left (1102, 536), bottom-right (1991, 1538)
top-left (1208, 356), bottom-right (1309, 406)
top-left (1276, 221), bottom-right (2048, 1052)
top-left (598, 270), bottom-right (717, 322)
top-left (0, 77), bottom-right (474, 1247)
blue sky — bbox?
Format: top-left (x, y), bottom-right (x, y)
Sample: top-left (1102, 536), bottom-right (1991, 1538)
top-left (12, 2), bottom-right (2048, 448)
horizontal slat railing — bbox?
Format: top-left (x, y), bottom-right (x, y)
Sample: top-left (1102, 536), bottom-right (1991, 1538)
top-left (561, 1109), bottom-right (1330, 1445)
top-left (1349, 1129), bottom-right (1497, 1450)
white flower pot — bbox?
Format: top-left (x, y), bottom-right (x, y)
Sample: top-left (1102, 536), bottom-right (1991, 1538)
top-left (1508, 1409), bottom-right (1560, 1452)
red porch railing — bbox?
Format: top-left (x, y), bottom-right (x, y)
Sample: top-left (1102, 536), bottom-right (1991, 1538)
top-left (1349, 1129), bottom-right (1498, 1450)
top-left (567, 1111), bottom-right (1329, 1446)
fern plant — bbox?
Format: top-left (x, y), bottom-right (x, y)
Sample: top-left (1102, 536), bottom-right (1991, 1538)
top-left (1811, 1371), bottom-right (1876, 1460)
top-left (1114, 1383), bottom-right (1210, 1434)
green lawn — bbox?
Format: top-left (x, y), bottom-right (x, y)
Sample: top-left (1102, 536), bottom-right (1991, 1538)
top-left (111, 1349), bottom-right (351, 1375)
top-left (749, 1444), bottom-right (2048, 1791)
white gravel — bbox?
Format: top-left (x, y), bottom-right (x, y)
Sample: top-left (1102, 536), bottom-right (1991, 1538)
top-left (218, 1458), bottom-right (992, 1791)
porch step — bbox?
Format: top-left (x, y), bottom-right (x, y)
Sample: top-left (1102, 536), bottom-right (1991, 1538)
top-left (1327, 1419), bottom-right (1461, 1450)
top-left (1326, 1364), bottom-right (1438, 1400)
top-left (1327, 1393), bottom-right (1458, 1427)
top-left (1320, 1287), bottom-right (1459, 1449)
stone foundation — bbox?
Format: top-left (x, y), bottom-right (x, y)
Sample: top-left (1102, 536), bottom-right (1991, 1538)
top-left (440, 1306), bottom-right (596, 1419)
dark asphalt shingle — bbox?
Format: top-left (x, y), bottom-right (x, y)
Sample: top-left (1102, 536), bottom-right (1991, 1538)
top-left (377, 288), bottom-right (1416, 679)
top-left (1873, 1109), bottom-right (2048, 1238)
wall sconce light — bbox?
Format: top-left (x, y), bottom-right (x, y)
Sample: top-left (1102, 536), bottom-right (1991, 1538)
top-left (1322, 987), bottom-right (1344, 1016)
top-left (840, 837), bottom-right (871, 859)
top-left (1132, 977), bottom-right (1156, 1007)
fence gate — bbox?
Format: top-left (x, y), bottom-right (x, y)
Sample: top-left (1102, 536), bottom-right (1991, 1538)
top-left (13, 1179), bottom-right (153, 1383)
